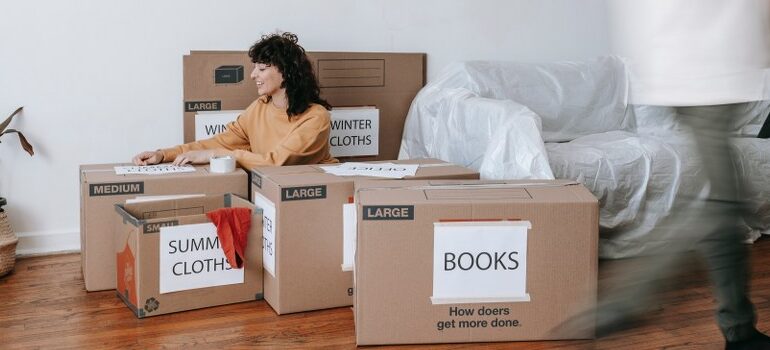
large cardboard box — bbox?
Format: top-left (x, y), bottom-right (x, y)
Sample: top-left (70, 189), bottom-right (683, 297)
top-left (251, 159), bottom-right (479, 315)
top-left (183, 51), bottom-right (425, 161)
top-left (114, 193), bottom-right (262, 318)
top-left (353, 180), bottom-right (599, 345)
top-left (79, 163), bottom-right (249, 291)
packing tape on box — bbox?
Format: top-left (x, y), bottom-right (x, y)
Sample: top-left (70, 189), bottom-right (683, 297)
top-left (210, 156), bottom-right (236, 173)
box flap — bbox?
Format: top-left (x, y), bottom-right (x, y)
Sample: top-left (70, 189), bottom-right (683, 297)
top-left (119, 194), bottom-right (253, 221)
top-left (425, 187), bottom-right (532, 200)
top-left (356, 179), bottom-right (594, 205)
top-left (252, 159), bottom-right (478, 186)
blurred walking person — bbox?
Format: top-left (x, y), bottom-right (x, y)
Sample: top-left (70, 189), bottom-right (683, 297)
top-left (561, 1), bottom-right (770, 349)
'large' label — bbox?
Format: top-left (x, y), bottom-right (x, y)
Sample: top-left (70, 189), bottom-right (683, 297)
top-left (362, 205), bottom-right (414, 220)
top-left (185, 100), bottom-right (221, 112)
top-left (281, 185), bottom-right (326, 201)
top-left (431, 221), bottom-right (531, 304)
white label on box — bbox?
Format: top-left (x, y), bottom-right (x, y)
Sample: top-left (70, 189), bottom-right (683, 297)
top-left (431, 221), bottom-right (531, 304)
top-left (195, 110), bottom-right (243, 140)
top-left (329, 108), bottom-right (379, 157)
top-left (253, 192), bottom-right (277, 277)
top-left (341, 203), bottom-right (356, 272)
top-left (114, 164), bottom-right (196, 176)
top-left (321, 162), bottom-right (419, 179)
top-left (159, 223), bottom-right (244, 294)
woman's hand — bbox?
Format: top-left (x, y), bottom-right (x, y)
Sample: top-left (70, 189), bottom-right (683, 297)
top-left (171, 150), bottom-right (217, 166)
top-left (132, 150), bottom-right (164, 166)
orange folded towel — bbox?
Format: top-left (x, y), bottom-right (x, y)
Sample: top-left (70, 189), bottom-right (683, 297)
top-left (206, 207), bottom-right (252, 269)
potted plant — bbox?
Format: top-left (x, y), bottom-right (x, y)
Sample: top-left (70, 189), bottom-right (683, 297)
top-left (0, 106), bottom-right (34, 277)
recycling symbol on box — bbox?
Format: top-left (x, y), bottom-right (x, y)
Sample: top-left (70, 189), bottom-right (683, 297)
top-left (144, 297), bottom-right (160, 313)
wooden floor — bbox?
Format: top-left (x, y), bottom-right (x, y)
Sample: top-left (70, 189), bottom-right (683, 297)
top-left (3, 239), bottom-right (770, 350)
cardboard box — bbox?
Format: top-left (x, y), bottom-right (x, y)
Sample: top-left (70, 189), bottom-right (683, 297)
top-left (114, 193), bottom-right (262, 318)
top-left (183, 51), bottom-right (425, 161)
top-left (353, 180), bottom-right (598, 345)
top-left (251, 159), bottom-right (479, 315)
top-left (79, 163), bottom-right (249, 291)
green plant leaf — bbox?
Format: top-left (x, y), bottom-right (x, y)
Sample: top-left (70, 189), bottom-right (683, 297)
top-left (0, 106), bottom-right (24, 134)
top-left (0, 129), bottom-right (34, 156)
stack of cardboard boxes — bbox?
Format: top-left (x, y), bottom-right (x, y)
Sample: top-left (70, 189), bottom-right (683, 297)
top-left (79, 50), bottom-right (432, 316)
top-left (76, 50), bottom-right (600, 345)
top-left (250, 158), bottom-right (479, 314)
top-left (79, 163), bottom-right (248, 292)
top-left (183, 50), bottom-right (426, 161)
top-left (80, 164), bottom-right (262, 317)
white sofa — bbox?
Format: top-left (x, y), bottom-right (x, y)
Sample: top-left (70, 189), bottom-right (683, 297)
top-left (399, 57), bottom-right (770, 258)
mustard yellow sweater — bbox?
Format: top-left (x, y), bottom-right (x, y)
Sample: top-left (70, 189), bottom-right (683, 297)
top-left (161, 97), bottom-right (338, 169)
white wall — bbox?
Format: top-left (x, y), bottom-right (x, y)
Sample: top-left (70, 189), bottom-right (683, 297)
top-left (0, 0), bottom-right (610, 255)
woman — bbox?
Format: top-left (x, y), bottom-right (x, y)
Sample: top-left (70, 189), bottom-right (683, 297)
top-left (132, 32), bottom-right (338, 168)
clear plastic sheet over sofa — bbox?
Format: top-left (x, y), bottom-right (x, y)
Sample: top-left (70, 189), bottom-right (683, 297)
top-left (399, 56), bottom-right (630, 179)
top-left (399, 55), bottom-right (770, 258)
top-left (546, 129), bottom-right (730, 258)
top-left (399, 86), bottom-right (554, 179)
top-left (548, 103), bottom-right (770, 258)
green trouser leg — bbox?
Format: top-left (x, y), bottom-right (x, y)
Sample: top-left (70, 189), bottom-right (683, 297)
top-left (677, 104), bottom-right (756, 342)
top-left (555, 104), bottom-right (758, 342)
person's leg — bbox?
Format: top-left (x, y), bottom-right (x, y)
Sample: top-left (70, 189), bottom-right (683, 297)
top-left (676, 105), bottom-right (758, 342)
top-left (552, 104), bottom-right (764, 346)
top-left (586, 105), bottom-right (746, 335)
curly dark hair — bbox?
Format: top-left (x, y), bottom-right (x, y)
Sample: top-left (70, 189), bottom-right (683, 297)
top-left (248, 32), bottom-right (331, 117)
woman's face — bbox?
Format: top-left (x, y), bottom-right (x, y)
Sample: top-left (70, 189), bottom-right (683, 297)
top-left (250, 63), bottom-right (285, 97)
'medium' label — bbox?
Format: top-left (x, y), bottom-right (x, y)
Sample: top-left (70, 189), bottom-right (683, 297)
top-left (362, 205), bottom-right (414, 220)
top-left (431, 221), bottom-right (531, 304)
top-left (90, 182), bottom-right (144, 196)
top-left (281, 185), bottom-right (326, 201)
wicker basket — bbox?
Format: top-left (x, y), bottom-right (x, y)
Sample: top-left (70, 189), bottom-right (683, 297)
top-left (0, 211), bottom-right (18, 277)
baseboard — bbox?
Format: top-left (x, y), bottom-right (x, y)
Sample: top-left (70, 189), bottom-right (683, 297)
top-left (15, 228), bottom-right (81, 257)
